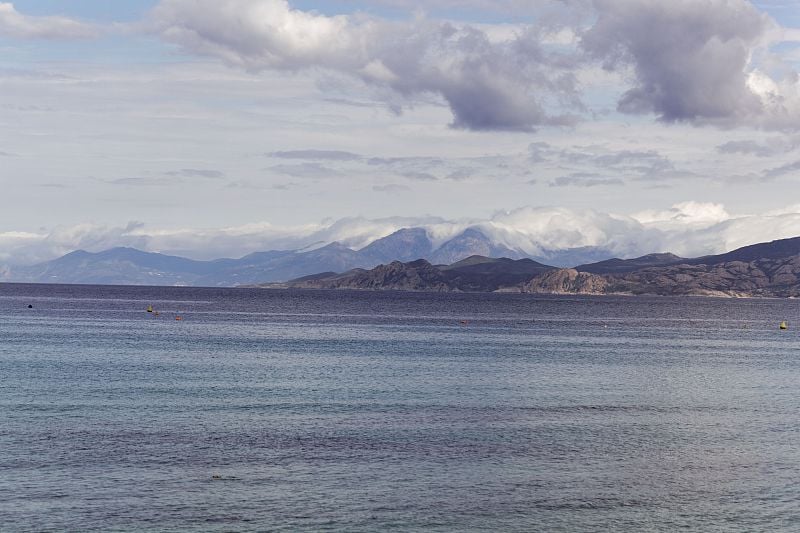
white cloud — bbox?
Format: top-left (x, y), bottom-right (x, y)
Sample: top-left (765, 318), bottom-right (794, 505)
top-left (6, 202), bottom-right (800, 266)
top-left (149, 0), bottom-right (582, 131)
top-left (582, 0), bottom-right (800, 130)
top-left (631, 201), bottom-right (731, 227)
top-left (5, 0), bottom-right (800, 133)
top-left (0, 222), bottom-right (148, 265)
top-left (144, 0), bottom-right (800, 132)
top-left (0, 2), bottom-right (96, 39)
top-left (476, 202), bottom-right (800, 258)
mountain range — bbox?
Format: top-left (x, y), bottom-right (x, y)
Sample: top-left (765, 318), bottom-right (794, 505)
top-left (5, 228), bottom-right (800, 297)
top-left (275, 236), bottom-right (800, 298)
top-left (0, 226), bottom-right (540, 286)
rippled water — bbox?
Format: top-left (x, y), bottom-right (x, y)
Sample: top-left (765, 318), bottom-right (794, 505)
top-left (2, 283), bottom-right (800, 531)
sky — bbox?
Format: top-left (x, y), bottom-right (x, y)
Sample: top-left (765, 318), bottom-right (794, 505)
top-left (3, 0), bottom-right (800, 264)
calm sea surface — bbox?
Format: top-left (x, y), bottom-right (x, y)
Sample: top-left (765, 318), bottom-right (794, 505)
top-left (2, 283), bottom-right (800, 531)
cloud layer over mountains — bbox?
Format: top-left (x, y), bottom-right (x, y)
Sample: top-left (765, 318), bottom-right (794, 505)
top-left (6, 202), bottom-right (800, 267)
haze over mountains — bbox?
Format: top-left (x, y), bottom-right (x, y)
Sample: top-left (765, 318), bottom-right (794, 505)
top-left (0, 226), bottom-right (585, 286)
top-left (5, 224), bottom-right (800, 297)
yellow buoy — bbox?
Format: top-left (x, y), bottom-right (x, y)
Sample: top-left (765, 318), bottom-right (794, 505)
top-left (146, 305), bottom-right (153, 313)
top-left (780, 321), bottom-right (788, 330)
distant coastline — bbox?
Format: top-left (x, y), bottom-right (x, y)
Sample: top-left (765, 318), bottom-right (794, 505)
top-left (5, 234), bottom-right (800, 298)
top-left (265, 236), bottom-right (800, 298)
top-left (256, 284), bottom-right (763, 299)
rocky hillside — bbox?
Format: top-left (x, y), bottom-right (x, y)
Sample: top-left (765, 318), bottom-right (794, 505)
top-left (276, 237), bottom-right (800, 297)
top-left (282, 256), bottom-right (555, 292)
top-left (576, 253), bottom-right (684, 274)
top-left (609, 256), bottom-right (800, 297)
top-left (289, 260), bottom-right (452, 291)
top-left (518, 269), bottom-right (609, 295)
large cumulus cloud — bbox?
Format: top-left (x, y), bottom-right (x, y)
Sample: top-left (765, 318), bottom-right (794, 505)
top-left (149, 0), bottom-right (581, 131)
top-left (4, 0), bottom-right (800, 131)
top-left (146, 0), bottom-right (800, 131)
top-left (581, 0), bottom-right (800, 129)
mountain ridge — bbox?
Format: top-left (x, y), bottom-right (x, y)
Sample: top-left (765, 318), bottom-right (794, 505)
top-left (1, 227), bottom-right (550, 286)
top-left (275, 236), bottom-right (800, 297)
top-left (6, 233), bottom-right (800, 295)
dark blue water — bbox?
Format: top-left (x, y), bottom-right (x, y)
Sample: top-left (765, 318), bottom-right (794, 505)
top-left (2, 284), bottom-right (800, 531)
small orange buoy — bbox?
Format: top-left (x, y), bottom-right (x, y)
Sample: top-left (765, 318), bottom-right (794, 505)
top-left (175, 316), bottom-right (182, 321)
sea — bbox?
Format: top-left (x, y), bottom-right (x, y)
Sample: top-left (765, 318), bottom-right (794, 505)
top-left (2, 283), bottom-right (800, 532)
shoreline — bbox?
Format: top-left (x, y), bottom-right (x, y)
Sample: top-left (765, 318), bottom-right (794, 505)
top-left (2, 280), bottom-right (796, 299)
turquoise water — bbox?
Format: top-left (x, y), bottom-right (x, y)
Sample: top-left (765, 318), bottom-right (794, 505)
top-left (2, 284), bottom-right (800, 531)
